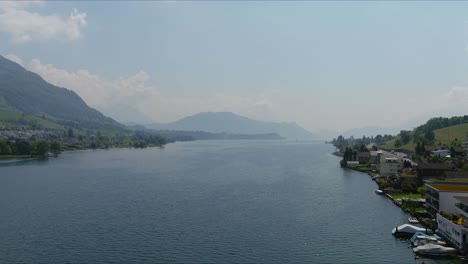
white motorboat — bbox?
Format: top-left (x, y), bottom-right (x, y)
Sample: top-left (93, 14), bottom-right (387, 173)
top-left (408, 216), bottom-right (419, 224)
top-left (392, 224), bottom-right (432, 237)
top-left (375, 189), bottom-right (384, 195)
top-left (413, 243), bottom-right (457, 256)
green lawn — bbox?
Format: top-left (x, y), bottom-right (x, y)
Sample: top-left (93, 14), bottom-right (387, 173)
top-left (391, 193), bottom-right (423, 199)
top-left (380, 139), bottom-right (415, 152)
top-left (433, 123), bottom-right (468, 146)
top-left (433, 178), bottom-right (468, 183)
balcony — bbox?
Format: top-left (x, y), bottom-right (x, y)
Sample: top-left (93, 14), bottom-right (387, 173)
top-left (427, 206), bottom-right (438, 217)
top-left (456, 203), bottom-right (468, 219)
top-left (425, 190), bottom-right (439, 200)
top-left (425, 196), bottom-right (439, 208)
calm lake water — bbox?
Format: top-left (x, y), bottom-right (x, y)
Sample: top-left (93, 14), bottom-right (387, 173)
top-left (0, 140), bottom-right (461, 263)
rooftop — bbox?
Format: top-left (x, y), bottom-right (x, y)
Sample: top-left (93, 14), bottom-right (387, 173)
top-left (417, 163), bottom-right (453, 170)
top-left (357, 152), bottom-right (371, 158)
top-left (426, 183), bottom-right (468, 192)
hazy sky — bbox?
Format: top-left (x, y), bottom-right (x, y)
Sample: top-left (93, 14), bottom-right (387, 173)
top-left (1, 1), bottom-right (468, 133)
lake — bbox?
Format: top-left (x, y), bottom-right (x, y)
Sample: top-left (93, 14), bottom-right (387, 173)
top-left (0, 140), bottom-right (461, 263)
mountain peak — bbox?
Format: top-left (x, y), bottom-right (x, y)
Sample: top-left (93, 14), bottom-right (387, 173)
top-left (0, 54), bottom-right (124, 130)
top-left (147, 111), bottom-right (315, 139)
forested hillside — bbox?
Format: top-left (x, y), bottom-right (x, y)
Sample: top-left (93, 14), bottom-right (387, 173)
top-left (0, 56), bottom-right (123, 130)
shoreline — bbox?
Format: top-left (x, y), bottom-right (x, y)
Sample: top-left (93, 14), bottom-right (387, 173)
top-left (0, 143), bottom-right (166, 160)
top-left (336, 154), bottom-right (433, 229)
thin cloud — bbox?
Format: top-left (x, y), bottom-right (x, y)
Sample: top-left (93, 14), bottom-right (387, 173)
top-left (5, 54), bottom-right (23, 65)
top-left (28, 58), bottom-right (154, 109)
top-left (444, 86), bottom-right (468, 105)
top-left (21, 56), bottom-right (275, 123)
top-left (0, 2), bottom-right (86, 44)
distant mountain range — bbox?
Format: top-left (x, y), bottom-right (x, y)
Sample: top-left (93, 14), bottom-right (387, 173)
top-left (0, 55), bottom-right (123, 130)
top-left (0, 55), bottom-right (314, 139)
top-left (146, 112), bottom-right (316, 139)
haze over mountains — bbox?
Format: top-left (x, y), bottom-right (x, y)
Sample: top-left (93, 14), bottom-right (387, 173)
top-left (146, 112), bottom-right (316, 139)
top-left (339, 126), bottom-right (402, 138)
top-left (0, 55), bottom-right (123, 130)
top-left (0, 55), bottom-right (318, 139)
top-left (0, 55), bottom-right (409, 140)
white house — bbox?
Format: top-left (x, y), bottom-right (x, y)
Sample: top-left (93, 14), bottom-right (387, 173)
top-left (425, 183), bottom-right (468, 251)
top-left (425, 183), bottom-right (468, 217)
top-left (431, 149), bottom-right (451, 157)
top-left (379, 157), bottom-right (403, 179)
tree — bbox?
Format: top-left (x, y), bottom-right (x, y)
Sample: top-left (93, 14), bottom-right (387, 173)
top-left (462, 164), bottom-right (468, 172)
top-left (16, 140), bottom-right (31, 155)
top-left (1, 143), bottom-right (12, 155)
top-left (375, 134), bottom-right (383, 144)
top-left (400, 131), bottom-right (411, 144)
top-left (50, 141), bottom-right (61, 155)
top-left (401, 180), bottom-right (413, 193)
top-left (31, 141), bottom-right (49, 156)
top-left (67, 128), bottom-right (74, 138)
top-left (394, 139), bottom-right (402, 148)
top-left (359, 144), bottom-right (368, 152)
top-left (424, 130), bottom-right (435, 142)
top-left (415, 142), bottom-right (421, 155)
top-left (340, 159), bottom-right (348, 168)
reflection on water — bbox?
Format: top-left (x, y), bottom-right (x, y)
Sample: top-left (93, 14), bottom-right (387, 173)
top-left (0, 141), bottom-right (462, 263)
top-left (0, 157), bottom-right (49, 167)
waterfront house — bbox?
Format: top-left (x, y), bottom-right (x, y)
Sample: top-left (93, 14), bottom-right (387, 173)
top-left (444, 171), bottom-right (468, 180)
top-left (370, 150), bottom-right (382, 164)
top-left (380, 157), bottom-right (403, 180)
top-left (424, 145), bottom-right (440, 152)
top-left (357, 151), bottom-right (371, 164)
top-left (452, 147), bottom-right (466, 157)
top-left (436, 196), bottom-right (468, 252)
top-left (436, 212), bottom-right (466, 251)
top-left (425, 183), bottom-right (468, 218)
top-left (416, 163), bottom-right (453, 179)
top-left (424, 181), bottom-right (468, 252)
top-left (431, 149), bottom-right (451, 157)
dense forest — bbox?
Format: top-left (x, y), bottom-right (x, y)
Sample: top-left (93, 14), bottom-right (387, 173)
top-left (0, 140), bottom-right (60, 156)
top-left (330, 134), bottom-right (394, 151)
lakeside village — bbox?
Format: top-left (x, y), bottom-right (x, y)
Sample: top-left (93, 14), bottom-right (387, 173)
top-left (0, 125), bottom-right (168, 158)
top-left (331, 134), bottom-right (468, 260)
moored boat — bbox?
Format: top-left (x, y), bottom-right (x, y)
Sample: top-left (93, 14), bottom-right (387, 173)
top-left (375, 189), bottom-right (384, 195)
top-left (413, 243), bottom-right (457, 257)
top-left (408, 216), bottom-right (419, 224)
top-left (410, 231), bottom-right (445, 247)
top-left (392, 224), bottom-right (432, 237)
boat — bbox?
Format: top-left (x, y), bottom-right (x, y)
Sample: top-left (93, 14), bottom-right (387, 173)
top-left (392, 224), bottom-right (433, 237)
top-left (413, 244), bottom-right (457, 256)
top-left (408, 216), bottom-right (419, 224)
top-left (375, 189), bottom-right (384, 195)
top-left (410, 231), bottom-right (445, 247)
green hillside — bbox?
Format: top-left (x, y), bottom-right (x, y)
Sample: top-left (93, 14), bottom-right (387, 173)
top-left (381, 122), bottom-right (468, 151)
top-left (0, 109), bottom-right (63, 130)
top-left (381, 139), bottom-right (415, 152)
top-left (433, 123), bottom-right (468, 146)
top-left (0, 55), bottom-right (125, 131)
